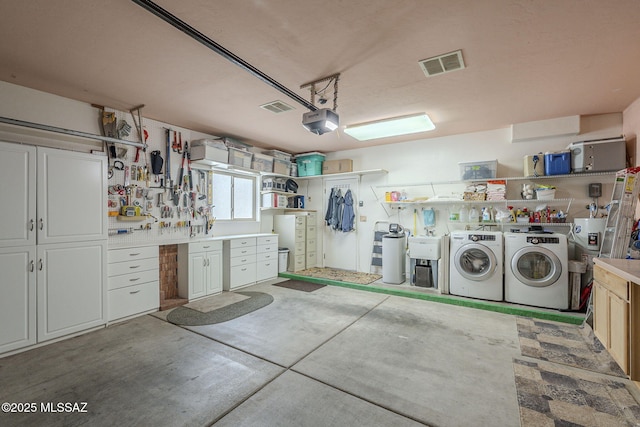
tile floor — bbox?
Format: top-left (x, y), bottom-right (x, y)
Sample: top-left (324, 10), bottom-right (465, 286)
top-left (0, 279), bottom-right (637, 427)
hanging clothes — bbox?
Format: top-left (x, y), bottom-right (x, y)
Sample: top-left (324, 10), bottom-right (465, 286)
top-left (341, 189), bottom-right (355, 232)
top-left (326, 188), bottom-right (343, 230)
top-left (325, 187), bottom-right (335, 226)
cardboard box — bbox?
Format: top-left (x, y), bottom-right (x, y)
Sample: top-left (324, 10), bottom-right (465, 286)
top-left (322, 159), bottom-right (353, 174)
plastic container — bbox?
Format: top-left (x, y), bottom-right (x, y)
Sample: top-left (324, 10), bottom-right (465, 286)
top-left (190, 139), bottom-right (229, 163)
top-left (459, 160), bottom-right (497, 180)
top-left (295, 152), bottom-right (325, 177)
top-left (251, 153), bottom-right (274, 172)
top-left (278, 248), bottom-right (289, 272)
top-left (263, 149), bottom-right (292, 161)
top-left (536, 188), bottom-right (556, 200)
top-left (228, 147), bottom-right (253, 168)
top-left (273, 158), bottom-right (291, 175)
top-left (544, 151), bottom-right (571, 175)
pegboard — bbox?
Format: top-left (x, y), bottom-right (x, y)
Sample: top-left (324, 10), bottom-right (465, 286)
top-left (106, 111), bottom-right (216, 246)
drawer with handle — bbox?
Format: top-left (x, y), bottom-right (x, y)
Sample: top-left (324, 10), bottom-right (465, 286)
top-left (108, 281), bottom-right (159, 321)
top-left (189, 240), bottom-right (222, 253)
top-left (108, 246), bottom-right (158, 263)
top-left (108, 257), bottom-right (158, 277)
top-left (108, 269), bottom-right (159, 291)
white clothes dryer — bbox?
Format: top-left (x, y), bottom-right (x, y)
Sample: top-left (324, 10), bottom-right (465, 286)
top-left (449, 231), bottom-right (503, 301)
top-left (504, 232), bottom-right (569, 310)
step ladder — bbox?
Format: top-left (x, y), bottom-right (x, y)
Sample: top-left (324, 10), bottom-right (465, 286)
top-left (599, 166), bottom-right (640, 259)
top-left (370, 221), bottom-right (389, 274)
top-left (583, 167), bottom-right (640, 328)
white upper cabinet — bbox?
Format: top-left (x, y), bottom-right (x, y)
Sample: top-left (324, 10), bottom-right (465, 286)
top-left (36, 147), bottom-right (107, 244)
top-left (0, 142), bottom-right (36, 247)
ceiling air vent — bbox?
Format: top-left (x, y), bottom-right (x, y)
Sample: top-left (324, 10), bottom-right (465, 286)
top-left (418, 50), bottom-right (465, 77)
top-left (260, 100), bottom-right (295, 113)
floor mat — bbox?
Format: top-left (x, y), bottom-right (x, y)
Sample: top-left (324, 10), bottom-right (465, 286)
top-left (293, 267), bottom-right (381, 285)
top-left (166, 291), bottom-right (273, 326)
top-left (517, 317), bottom-right (627, 378)
top-left (272, 280), bottom-right (326, 292)
top-left (513, 358), bottom-right (640, 426)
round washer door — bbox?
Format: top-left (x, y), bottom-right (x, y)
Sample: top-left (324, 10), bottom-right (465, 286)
top-left (454, 243), bottom-right (497, 281)
top-left (510, 246), bottom-right (561, 287)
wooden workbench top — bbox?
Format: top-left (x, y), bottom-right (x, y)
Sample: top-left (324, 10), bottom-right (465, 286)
top-left (593, 258), bottom-right (640, 284)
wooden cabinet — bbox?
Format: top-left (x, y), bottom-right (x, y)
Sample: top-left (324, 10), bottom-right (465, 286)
top-left (0, 142), bottom-right (107, 354)
top-left (178, 241), bottom-right (223, 301)
top-left (593, 264), bottom-right (630, 374)
top-left (108, 246), bottom-right (159, 321)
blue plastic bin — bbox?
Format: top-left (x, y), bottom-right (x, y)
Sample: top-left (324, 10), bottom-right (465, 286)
top-left (544, 152), bottom-right (571, 175)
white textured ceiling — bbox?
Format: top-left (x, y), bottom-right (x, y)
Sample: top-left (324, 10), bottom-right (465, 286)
top-left (1, 0), bottom-right (639, 154)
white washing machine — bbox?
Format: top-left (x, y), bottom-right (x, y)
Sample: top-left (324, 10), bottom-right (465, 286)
top-left (504, 232), bottom-right (569, 310)
top-left (449, 231), bottom-right (503, 301)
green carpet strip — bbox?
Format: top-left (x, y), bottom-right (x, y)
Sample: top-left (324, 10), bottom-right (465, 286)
top-left (279, 272), bottom-right (584, 325)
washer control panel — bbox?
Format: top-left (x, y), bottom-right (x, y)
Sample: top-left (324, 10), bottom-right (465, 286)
top-left (526, 236), bottom-right (560, 245)
top-left (469, 234), bottom-right (496, 242)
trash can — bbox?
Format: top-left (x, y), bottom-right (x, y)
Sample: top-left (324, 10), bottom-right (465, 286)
top-left (382, 224), bottom-right (406, 284)
top-left (278, 248), bottom-right (289, 273)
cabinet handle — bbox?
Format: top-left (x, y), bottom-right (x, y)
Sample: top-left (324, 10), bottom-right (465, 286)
top-left (240, 241), bottom-right (247, 245)
top-left (29, 260), bottom-right (34, 272)
top-left (241, 268), bottom-right (247, 271)
top-left (129, 253), bottom-right (141, 257)
top-left (129, 290), bottom-right (140, 294)
top-left (203, 259), bottom-right (207, 267)
top-left (39, 218), bottom-right (44, 230)
top-left (129, 265), bottom-right (140, 269)
top-left (202, 245), bottom-right (210, 249)
top-left (265, 263), bottom-right (271, 266)
top-left (206, 259), bottom-right (210, 267)
top-left (129, 277), bottom-right (140, 282)
top-left (29, 219), bottom-right (34, 231)
top-left (241, 250), bottom-right (248, 254)
top-left (38, 259), bottom-right (43, 271)
top-left (241, 258), bottom-right (247, 262)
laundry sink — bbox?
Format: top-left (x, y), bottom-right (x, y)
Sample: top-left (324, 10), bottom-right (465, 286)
top-left (408, 235), bottom-right (442, 259)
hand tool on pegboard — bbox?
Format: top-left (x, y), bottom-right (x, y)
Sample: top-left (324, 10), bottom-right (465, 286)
top-left (164, 128), bottom-right (172, 190)
top-left (129, 104), bottom-right (146, 163)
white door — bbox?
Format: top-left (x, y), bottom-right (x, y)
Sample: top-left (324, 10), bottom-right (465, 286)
top-left (0, 246), bottom-right (36, 353)
top-left (190, 252), bottom-right (207, 299)
top-left (37, 147), bottom-right (107, 244)
top-left (206, 250), bottom-right (223, 295)
top-left (322, 177), bottom-right (358, 271)
top-left (37, 241), bottom-right (106, 342)
top-left (0, 142), bottom-right (36, 248)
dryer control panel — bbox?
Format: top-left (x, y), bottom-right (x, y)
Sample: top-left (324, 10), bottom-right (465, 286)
top-left (470, 234), bottom-right (496, 242)
top-left (526, 236), bottom-right (560, 245)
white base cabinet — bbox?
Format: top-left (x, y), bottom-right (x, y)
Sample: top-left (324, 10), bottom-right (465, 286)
top-left (223, 235), bottom-right (278, 290)
top-left (107, 246), bottom-right (159, 321)
top-left (0, 246), bottom-right (36, 354)
top-left (178, 241), bottom-right (223, 301)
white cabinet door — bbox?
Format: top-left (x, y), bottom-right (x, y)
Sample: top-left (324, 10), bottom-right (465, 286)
top-left (37, 241), bottom-right (106, 342)
top-left (0, 246), bottom-right (36, 353)
top-left (0, 142), bottom-right (36, 248)
top-left (205, 250), bottom-right (223, 295)
top-left (37, 148), bottom-right (107, 244)
top-left (189, 252), bottom-right (207, 300)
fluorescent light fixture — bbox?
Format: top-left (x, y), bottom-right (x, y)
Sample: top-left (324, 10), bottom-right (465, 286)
top-left (344, 113), bottom-right (435, 141)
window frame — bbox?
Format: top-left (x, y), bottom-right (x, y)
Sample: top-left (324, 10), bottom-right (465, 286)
top-left (212, 170), bottom-right (257, 221)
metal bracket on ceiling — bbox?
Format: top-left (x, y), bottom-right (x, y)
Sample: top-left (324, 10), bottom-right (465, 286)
top-left (300, 73), bottom-right (340, 112)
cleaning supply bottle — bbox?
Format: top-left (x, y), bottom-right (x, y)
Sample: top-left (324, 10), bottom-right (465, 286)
top-left (469, 206), bottom-right (479, 223)
top-left (459, 205), bottom-right (469, 223)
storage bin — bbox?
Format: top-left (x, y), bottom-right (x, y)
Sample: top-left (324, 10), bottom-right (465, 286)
top-left (295, 152), bottom-right (325, 177)
top-left (523, 154), bottom-right (545, 177)
top-left (536, 188), bottom-right (556, 200)
top-left (458, 160), bottom-right (497, 180)
top-left (221, 137), bottom-right (252, 151)
top-left (252, 153), bottom-right (274, 172)
top-left (323, 159), bottom-right (353, 174)
top-left (273, 158), bottom-right (291, 175)
top-left (228, 147), bottom-right (253, 168)
top-left (190, 139), bottom-right (228, 163)
top-left (263, 149), bottom-right (292, 161)
top-left (544, 151), bottom-right (571, 175)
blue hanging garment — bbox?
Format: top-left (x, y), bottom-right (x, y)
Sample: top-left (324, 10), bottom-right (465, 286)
top-left (341, 189), bottom-right (355, 232)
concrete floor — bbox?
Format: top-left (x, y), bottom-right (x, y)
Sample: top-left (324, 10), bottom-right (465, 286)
top-left (0, 279), bottom-right (593, 426)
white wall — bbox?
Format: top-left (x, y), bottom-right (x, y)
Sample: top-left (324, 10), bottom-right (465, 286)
top-left (309, 114), bottom-right (623, 272)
